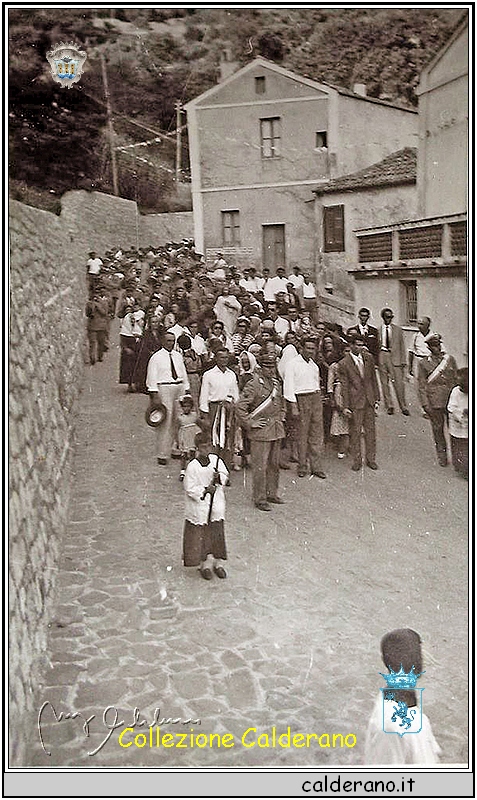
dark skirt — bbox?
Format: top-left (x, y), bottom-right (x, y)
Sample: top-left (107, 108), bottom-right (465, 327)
top-left (119, 335), bottom-right (139, 384)
top-left (182, 519), bottom-right (227, 566)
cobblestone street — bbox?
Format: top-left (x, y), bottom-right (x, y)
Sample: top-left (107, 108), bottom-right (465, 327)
top-left (27, 327), bottom-right (468, 768)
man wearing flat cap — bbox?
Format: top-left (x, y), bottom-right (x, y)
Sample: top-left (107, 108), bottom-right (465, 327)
top-left (417, 334), bottom-right (458, 467)
top-left (236, 348), bottom-right (286, 511)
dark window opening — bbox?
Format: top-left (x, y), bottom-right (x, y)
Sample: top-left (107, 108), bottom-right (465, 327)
top-left (315, 131), bottom-right (328, 149)
top-left (255, 76), bottom-right (266, 94)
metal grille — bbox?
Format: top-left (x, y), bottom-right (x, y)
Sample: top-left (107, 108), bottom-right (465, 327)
top-left (399, 225), bottom-right (442, 259)
top-left (358, 232), bottom-right (392, 262)
top-left (402, 280), bottom-right (418, 324)
top-left (449, 221), bottom-right (467, 255)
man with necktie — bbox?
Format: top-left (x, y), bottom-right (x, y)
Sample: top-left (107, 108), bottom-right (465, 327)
top-left (339, 333), bottom-right (381, 471)
top-left (377, 308), bottom-right (410, 416)
top-left (147, 331), bottom-right (190, 465)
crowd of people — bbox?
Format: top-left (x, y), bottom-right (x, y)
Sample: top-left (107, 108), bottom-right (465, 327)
top-left (85, 242), bottom-right (468, 579)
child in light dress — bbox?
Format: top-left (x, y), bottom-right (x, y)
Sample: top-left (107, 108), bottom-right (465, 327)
top-left (447, 367), bottom-right (468, 479)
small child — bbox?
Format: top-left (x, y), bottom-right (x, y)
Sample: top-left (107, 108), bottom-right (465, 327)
top-left (177, 395), bottom-right (202, 481)
top-left (182, 432), bottom-right (229, 580)
top-left (364, 628), bottom-right (441, 764)
top-left (447, 367), bottom-right (468, 479)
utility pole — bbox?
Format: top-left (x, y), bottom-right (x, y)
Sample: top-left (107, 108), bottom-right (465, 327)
top-left (175, 100), bottom-right (182, 184)
top-left (100, 52), bottom-right (119, 196)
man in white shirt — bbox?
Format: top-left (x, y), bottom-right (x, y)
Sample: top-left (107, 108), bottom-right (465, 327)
top-left (266, 302), bottom-right (290, 344)
top-left (283, 338), bottom-right (326, 479)
top-left (86, 251), bottom-right (103, 294)
top-left (287, 265), bottom-right (305, 290)
top-left (239, 267), bottom-right (263, 295)
top-left (147, 331), bottom-right (190, 465)
top-left (199, 348), bottom-right (239, 466)
top-left (302, 273), bottom-right (318, 318)
top-left (408, 316), bottom-right (442, 376)
top-left (263, 266), bottom-right (289, 305)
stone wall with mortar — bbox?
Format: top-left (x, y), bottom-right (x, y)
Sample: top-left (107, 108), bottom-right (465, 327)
top-left (8, 191), bottom-right (193, 764)
top-left (9, 200), bottom-right (89, 765)
top-left (61, 190), bottom-right (193, 252)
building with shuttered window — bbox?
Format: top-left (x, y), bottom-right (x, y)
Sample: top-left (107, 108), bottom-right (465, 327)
top-left (184, 57), bottom-right (417, 275)
top-left (312, 147), bottom-right (418, 325)
top-left (349, 14), bottom-right (468, 365)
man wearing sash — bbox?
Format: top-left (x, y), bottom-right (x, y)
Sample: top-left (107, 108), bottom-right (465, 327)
top-left (417, 334), bottom-right (458, 467)
top-left (236, 349), bottom-right (286, 511)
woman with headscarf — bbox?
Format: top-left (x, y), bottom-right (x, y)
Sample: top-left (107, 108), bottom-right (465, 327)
top-left (118, 300), bottom-right (145, 392)
top-left (364, 628), bottom-right (441, 764)
top-left (130, 313), bottom-right (164, 394)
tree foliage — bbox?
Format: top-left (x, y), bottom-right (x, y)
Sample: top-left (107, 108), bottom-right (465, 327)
top-left (8, 6), bottom-right (462, 210)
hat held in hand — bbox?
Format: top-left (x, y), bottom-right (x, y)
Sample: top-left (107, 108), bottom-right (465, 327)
top-left (145, 402), bottom-right (168, 428)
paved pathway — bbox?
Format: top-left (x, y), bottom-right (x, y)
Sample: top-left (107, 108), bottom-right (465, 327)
top-left (28, 329), bottom-right (468, 768)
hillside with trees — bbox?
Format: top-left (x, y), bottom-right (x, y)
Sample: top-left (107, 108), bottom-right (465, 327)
top-left (8, 7), bottom-right (463, 212)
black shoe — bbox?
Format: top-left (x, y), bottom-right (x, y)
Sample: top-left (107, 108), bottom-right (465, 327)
top-left (366, 461), bottom-right (378, 470)
top-left (401, 408), bottom-right (410, 416)
top-left (279, 462), bottom-right (291, 470)
top-left (267, 496), bottom-right (285, 504)
top-left (255, 502), bottom-right (271, 511)
top-left (312, 471), bottom-right (327, 479)
top-left (200, 567), bottom-right (213, 580)
top-left (157, 458), bottom-right (168, 465)
top-left (297, 469), bottom-right (307, 477)
top-left (351, 462), bottom-right (361, 471)
top-left (387, 408), bottom-right (394, 415)
top-left (438, 456), bottom-right (448, 467)
top-left (213, 565), bottom-right (227, 579)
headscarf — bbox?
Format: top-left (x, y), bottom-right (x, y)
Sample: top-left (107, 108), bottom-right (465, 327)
top-left (239, 350), bottom-right (257, 375)
top-left (278, 343), bottom-right (299, 380)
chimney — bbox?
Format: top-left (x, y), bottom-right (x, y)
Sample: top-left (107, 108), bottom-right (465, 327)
top-left (219, 47), bottom-right (239, 82)
top-left (353, 83), bottom-right (367, 97)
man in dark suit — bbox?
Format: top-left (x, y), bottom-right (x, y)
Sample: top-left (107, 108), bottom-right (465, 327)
top-left (339, 333), bottom-right (381, 471)
top-left (346, 307), bottom-right (379, 364)
top-left (377, 308), bottom-right (410, 415)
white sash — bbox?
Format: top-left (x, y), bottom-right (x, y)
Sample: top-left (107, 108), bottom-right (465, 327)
top-left (427, 354), bottom-right (451, 384)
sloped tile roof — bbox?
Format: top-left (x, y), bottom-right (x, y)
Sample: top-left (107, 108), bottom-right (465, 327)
top-left (314, 147), bottom-right (417, 194)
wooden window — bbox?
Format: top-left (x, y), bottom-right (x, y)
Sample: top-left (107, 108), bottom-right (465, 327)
top-left (255, 76), bottom-right (266, 94)
top-left (449, 221), bottom-right (467, 256)
top-left (222, 210), bottom-right (240, 246)
top-left (323, 205), bottom-right (345, 252)
top-left (358, 232), bottom-right (392, 262)
top-left (399, 225), bottom-right (442, 259)
top-left (260, 117), bottom-right (281, 158)
top-left (401, 280), bottom-right (418, 325)
top-left (315, 131), bottom-right (328, 149)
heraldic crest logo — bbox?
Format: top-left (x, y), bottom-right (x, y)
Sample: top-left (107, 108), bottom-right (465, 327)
top-left (46, 42), bottom-right (87, 88)
top-left (380, 664), bottom-right (425, 738)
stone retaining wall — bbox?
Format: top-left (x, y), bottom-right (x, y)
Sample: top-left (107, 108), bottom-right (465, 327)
top-left (9, 200), bottom-right (89, 764)
top-left (8, 191), bottom-right (194, 764)
top-left (61, 190), bottom-right (193, 252)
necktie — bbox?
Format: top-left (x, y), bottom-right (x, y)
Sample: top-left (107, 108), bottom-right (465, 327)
top-left (385, 325), bottom-right (390, 350)
top-left (357, 356), bottom-right (364, 377)
top-left (170, 353), bottom-right (178, 381)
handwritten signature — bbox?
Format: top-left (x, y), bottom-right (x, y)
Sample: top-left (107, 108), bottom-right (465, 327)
top-left (38, 702), bottom-right (201, 756)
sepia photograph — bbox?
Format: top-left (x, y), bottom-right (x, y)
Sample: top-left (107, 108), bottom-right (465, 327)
top-left (8, 3), bottom-right (470, 792)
